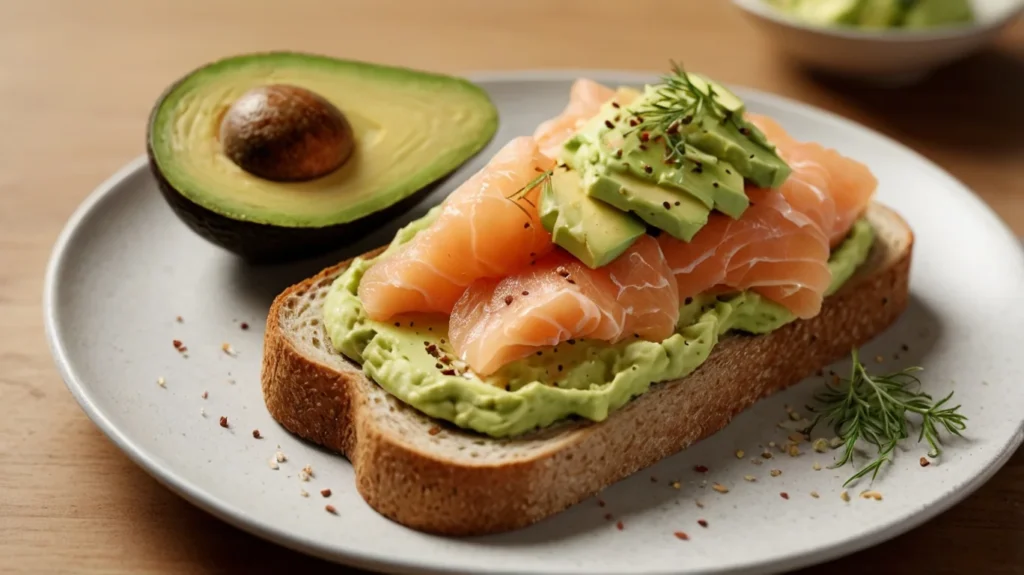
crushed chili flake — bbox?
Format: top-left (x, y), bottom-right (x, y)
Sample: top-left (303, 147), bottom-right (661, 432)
top-left (175, 316), bottom-right (183, 323)
top-left (616, 521), bottom-right (624, 531)
top-left (504, 295), bottom-right (514, 305)
top-left (694, 465), bottom-right (709, 473)
top-left (428, 426), bottom-right (442, 436)
top-left (219, 416), bottom-right (229, 428)
top-left (252, 429), bottom-right (262, 439)
top-left (321, 488), bottom-right (332, 497)
top-left (673, 531), bottom-right (689, 540)
top-left (920, 457), bottom-right (931, 467)
top-left (425, 344), bottom-right (439, 357)
top-left (597, 498), bottom-right (606, 507)
top-left (172, 340), bottom-right (184, 350)
top-left (325, 505), bottom-right (337, 514)
top-left (441, 369), bottom-right (456, 376)
top-left (201, 390), bottom-right (207, 399)
top-left (604, 513), bottom-right (613, 521)
top-left (240, 322), bottom-right (249, 330)
top-left (780, 492), bottom-right (790, 500)
top-left (697, 519), bottom-right (708, 528)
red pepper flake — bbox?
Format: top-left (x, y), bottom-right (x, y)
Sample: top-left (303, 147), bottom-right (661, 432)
top-left (604, 119), bottom-right (615, 129)
top-left (252, 429), bottom-right (261, 439)
top-left (780, 492), bottom-right (790, 500)
top-left (597, 498), bottom-right (606, 507)
top-left (521, 290), bottom-right (530, 296)
top-left (175, 316), bottom-right (183, 323)
top-left (240, 322), bottom-right (249, 330)
top-left (604, 513), bottom-right (613, 521)
top-left (441, 369), bottom-right (456, 376)
top-left (694, 465), bottom-right (709, 473)
top-left (523, 222), bottom-right (530, 229)
top-left (320, 488), bottom-right (332, 497)
top-left (325, 505), bottom-right (337, 515)
top-left (504, 295), bottom-right (514, 305)
top-left (674, 531), bottom-right (689, 541)
top-left (640, 131), bottom-right (650, 142)
top-left (428, 426), bottom-right (441, 436)
top-left (219, 416), bottom-right (229, 428)
top-left (920, 456), bottom-right (931, 467)
top-left (567, 339), bottom-right (576, 345)
top-left (616, 521), bottom-right (624, 531)
top-left (650, 476), bottom-right (658, 483)
top-left (201, 391), bottom-right (208, 399)
top-left (172, 339), bottom-right (184, 350)
top-left (611, 101), bottom-right (620, 109)
top-left (556, 266), bottom-right (570, 278)
top-left (697, 519), bottom-right (708, 528)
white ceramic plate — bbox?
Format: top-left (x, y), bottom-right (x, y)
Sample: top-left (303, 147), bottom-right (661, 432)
top-left (45, 71), bottom-right (1024, 575)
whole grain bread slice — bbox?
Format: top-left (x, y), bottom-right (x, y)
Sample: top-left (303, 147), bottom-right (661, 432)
top-left (260, 203), bottom-right (913, 536)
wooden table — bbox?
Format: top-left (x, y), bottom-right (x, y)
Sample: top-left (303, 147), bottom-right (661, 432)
top-left (2, 1), bottom-right (1022, 573)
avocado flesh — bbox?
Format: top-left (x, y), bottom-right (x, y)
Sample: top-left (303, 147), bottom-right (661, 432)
top-left (858, 0), bottom-right (905, 27)
top-left (147, 52), bottom-right (498, 260)
top-left (587, 170), bottom-right (710, 242)
top-left (903, 0), bottom-right (974, 27)
top-left (539, 168), bottom-right (646, 269)
top-left (795, 0), bottom-right (863, 25)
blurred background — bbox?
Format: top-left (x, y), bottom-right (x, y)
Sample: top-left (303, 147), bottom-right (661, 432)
top-left (1, 1), bottom-right (1021, 573)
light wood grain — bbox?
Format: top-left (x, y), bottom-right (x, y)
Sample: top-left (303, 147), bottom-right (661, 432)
top-left (1, 1), bottom-right (1021, 573)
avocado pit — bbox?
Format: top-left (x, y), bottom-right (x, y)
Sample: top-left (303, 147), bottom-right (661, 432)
top-left (219, 84), bottom-right (354, 182)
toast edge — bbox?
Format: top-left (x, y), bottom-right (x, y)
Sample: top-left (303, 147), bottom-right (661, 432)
top-left (261, 206), bottom-right (914, 536)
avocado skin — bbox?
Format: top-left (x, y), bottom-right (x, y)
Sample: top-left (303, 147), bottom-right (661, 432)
top-left (148, 149), bottom-right (441, 263)
top-left (145, 52), bottom-right (496, 264)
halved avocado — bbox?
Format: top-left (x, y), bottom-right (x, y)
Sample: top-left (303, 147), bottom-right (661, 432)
top-left (147, 52), bottom-right (498, 262)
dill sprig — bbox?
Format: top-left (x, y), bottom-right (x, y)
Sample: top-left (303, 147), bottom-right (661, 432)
top-left (504, 167), bottom-right (553, 218)
top-left (805, 349), bottom-right (967, 487)
top-left (624, 61), bottom-right (754, 166)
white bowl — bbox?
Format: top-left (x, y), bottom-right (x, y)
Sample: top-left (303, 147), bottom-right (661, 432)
top-left (732, 0), bottom-right (1024, 83)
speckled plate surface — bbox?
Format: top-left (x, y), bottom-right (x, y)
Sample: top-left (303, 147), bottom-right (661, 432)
top-left (45, 71), bottom-right (1024, 575)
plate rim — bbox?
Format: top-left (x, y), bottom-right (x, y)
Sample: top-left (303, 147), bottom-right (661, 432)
top-left (44, 69), bottom-right (1024, 575)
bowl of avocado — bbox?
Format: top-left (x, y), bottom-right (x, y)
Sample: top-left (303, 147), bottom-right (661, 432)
top-left (732, 0), bottom-right (1023, 82)
top-left (147, 52), bottom-right (499, 263)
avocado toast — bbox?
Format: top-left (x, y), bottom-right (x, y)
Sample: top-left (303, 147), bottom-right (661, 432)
top-left (260, 67), bottom-right (913, 535)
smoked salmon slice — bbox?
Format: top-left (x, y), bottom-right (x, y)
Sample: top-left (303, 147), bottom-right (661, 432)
top-left (533, 79), bottom-right (617, 159)
top-left (358, 137), bottom-right (555, 321)
top-left (748, 114), bottom-right (877, 246)
top-left (657, 187), bottom-right (832, 319)
top-left (449, 235), bottom-right (679, 376)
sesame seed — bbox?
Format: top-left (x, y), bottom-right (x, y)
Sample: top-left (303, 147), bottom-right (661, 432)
top-left (812, 462), bottom-right (822, 471)
top-left (812, 438), bottom-right (830, 453)
top-left (735, 449), bottom-right (745, 459)
top-left (770, 469), bottom-right (782, 477)
top-left (810, 491), bottom-right (820, 499)
top-left (841, 491), bottom-right (851, 502)
top-left (743, 475), bottom-right (756, 482)
top-left (156, 377), bottom-right (166, 388)
top-left (712, 483), bottom-right (729, 494)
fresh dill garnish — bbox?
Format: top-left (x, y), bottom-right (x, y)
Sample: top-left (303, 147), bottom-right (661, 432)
top-left (623, 60), bottom-right (763, 166)
top-left (504, 167), bottom-right (553, 218)
top-left (805, 349), bottom-right (967, 487)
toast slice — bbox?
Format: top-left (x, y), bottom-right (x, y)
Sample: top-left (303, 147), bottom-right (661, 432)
top-left (261, 203), bottom-right (913, 536)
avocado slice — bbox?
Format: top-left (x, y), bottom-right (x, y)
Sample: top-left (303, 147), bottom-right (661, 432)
top-left (539, 168), bottom-right (646, 268)
top-left (858, 0), bottom-right (907, 28)
top-left (903, 0), bottom-right (974, 28)
top-left (147, 52), bottom-right (498, 262)
top-left (586, 169), bottom-right (710, 242)
top-left (794, 0), bottom-right (863, 25)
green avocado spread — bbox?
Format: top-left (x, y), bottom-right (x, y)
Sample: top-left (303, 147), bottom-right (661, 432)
top-left (322, 208), bottom-right (875, 438)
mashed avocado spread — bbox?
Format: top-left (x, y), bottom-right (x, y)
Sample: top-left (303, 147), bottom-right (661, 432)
top-left (322, 208), bottom-right (874, 438)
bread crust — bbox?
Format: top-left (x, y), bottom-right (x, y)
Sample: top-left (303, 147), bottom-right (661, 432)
top-left (261, 204), bottom-right (913, 536)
